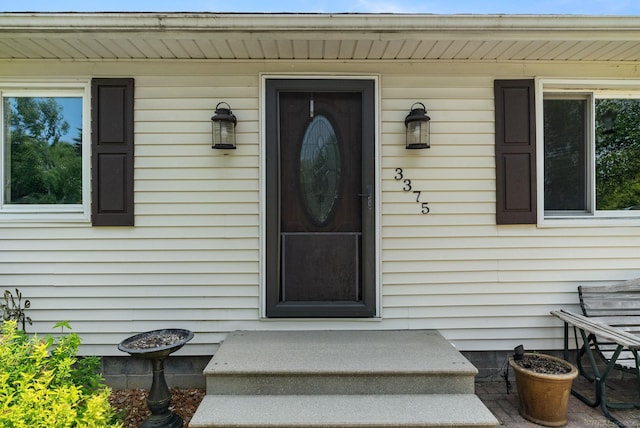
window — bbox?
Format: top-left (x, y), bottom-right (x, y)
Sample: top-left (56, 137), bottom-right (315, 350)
top-left (543, 96), bottom-right (588, 212)
top-left (0, 83), bottom-right (90, 220)
top-left (540, 80), bottom-right (640, 223)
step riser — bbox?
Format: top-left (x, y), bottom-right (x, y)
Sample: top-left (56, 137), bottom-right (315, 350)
top-left (203, 423), bottom-right (497, 428)
top-left (204, 424), bottom-right (496, 428)
top-left (189, 394), bottom-right (499, 428)
top-left (199, 421), bottom-right (497, 427)
top-left (206, 373), bottom-right (475, 395)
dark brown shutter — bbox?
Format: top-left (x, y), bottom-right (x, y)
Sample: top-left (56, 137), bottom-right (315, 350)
top-left (494, 79), bottom-right (536, 224)
top-left (91, 78), bottom-right (134, 226)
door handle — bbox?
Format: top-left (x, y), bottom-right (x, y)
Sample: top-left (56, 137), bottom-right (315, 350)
top-left (358, 185), bottom-right (373, 211)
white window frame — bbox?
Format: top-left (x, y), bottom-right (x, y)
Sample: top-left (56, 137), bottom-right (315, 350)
top-left (536, 78), bottom-right (640, 227)
top-left (0, 81), bottom-right (91, 223)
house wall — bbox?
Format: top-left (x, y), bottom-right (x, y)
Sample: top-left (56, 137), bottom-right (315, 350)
top-left (1, 59), bottom-right (639, 356)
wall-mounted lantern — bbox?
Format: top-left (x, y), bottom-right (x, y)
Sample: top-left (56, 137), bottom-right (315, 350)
top-left (404, 102), bottom-right (431, 149)
top-left (211, 102), bottom-right (237, 149)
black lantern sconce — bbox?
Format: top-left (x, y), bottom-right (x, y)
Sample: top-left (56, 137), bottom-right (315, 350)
top-left (211, 102), bottom-right (237, 149)
top-left (404, 102), bottom-right (431, 149)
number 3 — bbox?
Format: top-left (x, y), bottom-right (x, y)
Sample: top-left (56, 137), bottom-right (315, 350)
top-left (394, 168), bottom-right (403, 180)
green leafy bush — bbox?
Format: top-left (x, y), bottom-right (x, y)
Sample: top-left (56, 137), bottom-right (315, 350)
top-left (0, 320), bottom-right (122, 427)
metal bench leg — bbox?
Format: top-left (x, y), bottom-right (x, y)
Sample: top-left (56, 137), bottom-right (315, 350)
top-left (573, 326), bottom-right (595, 382)
top-left (571, 328), bottom-right (601, 408)
top-left (571, 328), bottom-right (628, 427)
top-left (632, 349), bottom-right (640, 408)
top-left (598, 345), bottom-right (628, 422)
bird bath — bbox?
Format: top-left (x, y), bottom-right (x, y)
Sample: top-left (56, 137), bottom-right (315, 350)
top-left (118, 329), bottom-right (194, 428)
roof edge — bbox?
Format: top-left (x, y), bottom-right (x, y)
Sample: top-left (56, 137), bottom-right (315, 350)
top-left (1, 12), bottom-right (640, 33)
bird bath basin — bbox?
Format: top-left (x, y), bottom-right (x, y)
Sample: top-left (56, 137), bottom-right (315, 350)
top-left (119, 329), bottom-right (194, 428)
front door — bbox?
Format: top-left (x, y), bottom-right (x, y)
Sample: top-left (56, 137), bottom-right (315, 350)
top-left (265, 79), bottom-right (376, 317)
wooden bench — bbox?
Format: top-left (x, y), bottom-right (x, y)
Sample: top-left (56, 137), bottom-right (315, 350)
top-left (579, 279), bottom-right (640, 372)
top-left (550, 278), bottom-right (640, 427)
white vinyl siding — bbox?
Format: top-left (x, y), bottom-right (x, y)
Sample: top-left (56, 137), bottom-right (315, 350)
top-left (0, 60), bottom-right (639, 355)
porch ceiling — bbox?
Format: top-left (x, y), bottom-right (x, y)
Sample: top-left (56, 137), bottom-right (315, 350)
top-left (1, 13), bottom-right (640, 62)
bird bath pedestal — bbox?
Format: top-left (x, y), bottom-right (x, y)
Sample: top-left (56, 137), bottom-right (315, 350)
top-left (118, 329), bottom-right (194, 428)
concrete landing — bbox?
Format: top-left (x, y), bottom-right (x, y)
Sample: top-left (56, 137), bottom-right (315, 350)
top-left (204, 330), bottom-right (477, 395)
top-left (205, 330), bottom-right (477, 375)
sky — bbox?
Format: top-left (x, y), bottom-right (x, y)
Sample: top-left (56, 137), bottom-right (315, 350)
top-left (2, 0), bottom-right (640, 15)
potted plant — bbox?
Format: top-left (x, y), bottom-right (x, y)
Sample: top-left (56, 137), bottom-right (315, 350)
top-left (509, 345), bottom-right (578, 427)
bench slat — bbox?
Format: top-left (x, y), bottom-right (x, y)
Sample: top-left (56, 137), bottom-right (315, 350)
top-left (579, 278), bottom-right (640, 294)
top-left (582, 300), bottom-right (640, 311)
top-left (581, 296), bottom-right (640, 311)
top-left (601, 357), bottom-right (637, 370)
top-left (586, 316), bottom-right (640, 331)
top-left (593, 343), bottom-right (638, 358)
top-left (579, 281), bottom-right (640, 318)
top-left (550, 310), bottom-right (640, 349)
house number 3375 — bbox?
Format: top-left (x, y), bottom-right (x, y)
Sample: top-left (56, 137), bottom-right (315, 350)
top-left (394, 168), bottom-right (430, 214)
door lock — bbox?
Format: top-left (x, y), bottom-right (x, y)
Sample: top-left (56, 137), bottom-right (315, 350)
top-left (358, 185), bottom-right (374, 211)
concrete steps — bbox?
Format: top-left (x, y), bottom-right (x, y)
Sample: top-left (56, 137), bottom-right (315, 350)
top-left (189, 330), bottom-right (498, 428)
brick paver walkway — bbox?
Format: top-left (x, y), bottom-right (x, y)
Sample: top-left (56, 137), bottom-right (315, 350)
top-left (476, 375), bottom-right (640, 427)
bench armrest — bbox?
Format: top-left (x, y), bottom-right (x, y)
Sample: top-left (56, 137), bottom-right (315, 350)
top-left (550, 309), bottom-right (640, 349)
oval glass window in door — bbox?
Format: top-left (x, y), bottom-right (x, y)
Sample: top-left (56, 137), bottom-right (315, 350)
top-left (299, 115), bottom-right (341, 225)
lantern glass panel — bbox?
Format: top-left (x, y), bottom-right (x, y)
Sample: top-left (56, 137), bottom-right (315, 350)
top-left (406, 120), bottom-right (430, 149)
top-left (212, 120), bottom-right (236, 149)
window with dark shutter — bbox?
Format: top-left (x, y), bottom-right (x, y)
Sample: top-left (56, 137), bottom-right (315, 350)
top-left (91, 78), bottom-right (134, 226)
top-left (494, 79), bottom-right (537, 224)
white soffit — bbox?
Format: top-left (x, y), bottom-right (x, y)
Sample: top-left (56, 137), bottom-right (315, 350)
top-left (0, 13), bottom-right (640, 62)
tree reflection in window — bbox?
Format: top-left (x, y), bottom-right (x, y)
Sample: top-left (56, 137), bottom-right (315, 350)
top-left (299, 115), bottom-right (341, 225)
top-left (595, 98), bottom-right (640, 211)
top-left (544, 96), bottom-right (640, 213)
top-left (3, 96), bottom-right (82, 205)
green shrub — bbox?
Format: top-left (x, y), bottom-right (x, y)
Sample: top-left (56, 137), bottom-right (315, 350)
top-left (0, 320), bottom-right (122, 427)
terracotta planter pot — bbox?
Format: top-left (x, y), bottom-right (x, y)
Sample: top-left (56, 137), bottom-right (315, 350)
top-left (509, 353), bottom-right (578, 427)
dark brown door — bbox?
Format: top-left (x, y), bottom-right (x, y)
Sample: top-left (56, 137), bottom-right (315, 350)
top-left (266, 79), bottom-right (376, 317)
